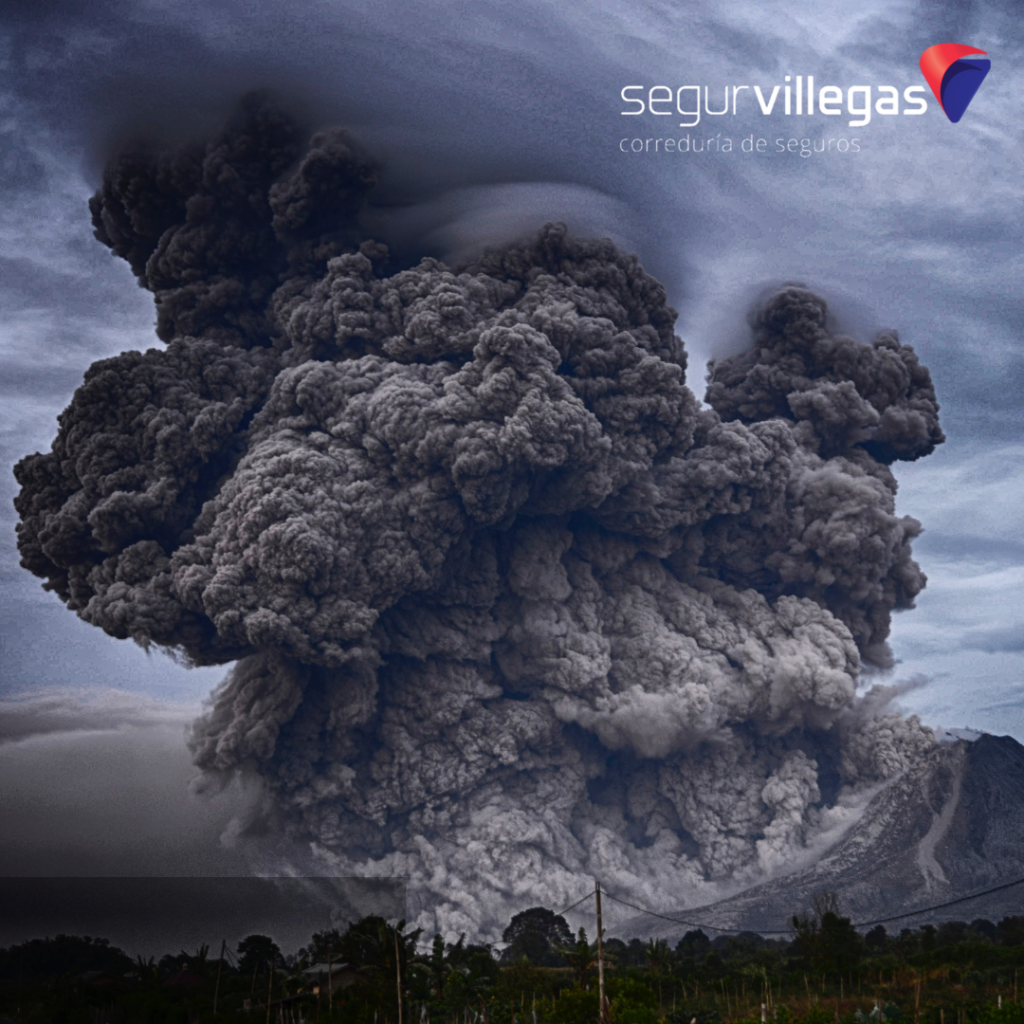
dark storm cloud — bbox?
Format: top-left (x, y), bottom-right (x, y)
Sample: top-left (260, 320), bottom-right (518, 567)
top-left (12, 96), bottom-right (946, 936)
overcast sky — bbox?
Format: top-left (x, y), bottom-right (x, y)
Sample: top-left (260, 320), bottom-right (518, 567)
top-left (1, 0), bottom-right (1022, 894)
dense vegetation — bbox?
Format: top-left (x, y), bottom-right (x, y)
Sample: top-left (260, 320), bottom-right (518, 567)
top-left (4, 902), bottom-right (1024, 1024)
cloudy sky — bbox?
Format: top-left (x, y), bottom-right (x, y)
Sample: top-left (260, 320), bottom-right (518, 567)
top-left (1, 0), bottom-right (1021, 899)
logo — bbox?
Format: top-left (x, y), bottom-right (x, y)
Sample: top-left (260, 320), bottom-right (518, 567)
top-left (919, 44), bottom-right (990, 123)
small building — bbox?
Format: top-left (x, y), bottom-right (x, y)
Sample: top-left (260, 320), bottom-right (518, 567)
top-left (301, 963), bottom-right (363, 994)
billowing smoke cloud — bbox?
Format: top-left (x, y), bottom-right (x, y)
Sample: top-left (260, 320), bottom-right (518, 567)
top-left (15, 95), bottom-right (944, 937)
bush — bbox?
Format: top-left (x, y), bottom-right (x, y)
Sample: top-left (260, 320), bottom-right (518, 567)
top-left (552, 988), bottom-right (599, 1024)
top-left (609, 977), bottom-right (657, 1007)
top-left (799, 1007), bottom-right (837, 1024)
top-left (614, 1004), bottom-right (660, 1024)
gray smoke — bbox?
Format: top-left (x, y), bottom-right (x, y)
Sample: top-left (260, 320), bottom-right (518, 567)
top-left (15, 96), bottom-right (944, 938)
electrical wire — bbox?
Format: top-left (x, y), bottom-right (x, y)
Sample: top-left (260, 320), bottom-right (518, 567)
top-left (214, 873), bottom-right (1024, 958)
top-left (600, 889), bottom-right (793, 936)
top-left (597, 874), bottom-right (1024, 936)
top-left (853, 875), bottom-right (1024, 928)
top-left (554, 890), bottom-right (596, 918)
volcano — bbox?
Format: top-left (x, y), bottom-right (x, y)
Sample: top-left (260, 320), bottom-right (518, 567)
top-left (626, 733), bottom-right (1024, 936)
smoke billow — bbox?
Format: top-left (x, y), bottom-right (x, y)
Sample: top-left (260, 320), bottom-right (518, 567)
top-left (15, 96), bottom-right (944, 937)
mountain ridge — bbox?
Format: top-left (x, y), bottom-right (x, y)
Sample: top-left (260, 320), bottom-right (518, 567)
top-left (624, 733), bottom-right (1024, 937)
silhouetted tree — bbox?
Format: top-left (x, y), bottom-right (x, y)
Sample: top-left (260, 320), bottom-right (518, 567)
top-left (792, 894), bottom-right (862, 974)
top-left (338, 914), bottom-right (423, 996)
top-left (237, 934), bottom-right (282, 978)
top-left (997, 916), bottom-right (1024, 946)
top-left (426, 933), bottom-right (448, 998)
top-left (501, 906), bottom-right (573, 966)
top-left (0, 935), bottom-right (132, 980)
top-left (676, 929), bottom-right (711, 962)
top-left (936, 921), bottom-right (968, 948)
top-left (303, 927), bottom-right (344, 966)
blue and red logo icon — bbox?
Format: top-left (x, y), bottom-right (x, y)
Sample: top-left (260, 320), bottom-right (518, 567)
top-left (920, 44), bottom-right (990, 123)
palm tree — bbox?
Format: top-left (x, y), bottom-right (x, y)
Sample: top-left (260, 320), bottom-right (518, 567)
top-left (645, 938), bottom-right (672, 1008)
top-left (338, 915), bottom-right (426, 1023)
top-left (645, 939), bottom-right (672, 975)
top-left (179, 943), bottom-right (211, 977)
top-left (555, 928), bottom-right (600, 990)
top-left (342, 916), bottom-right (423, 979)
top-left (426, 933), bottom-right (449, 999)
top-left (134, 955), bottom-right (160, 987)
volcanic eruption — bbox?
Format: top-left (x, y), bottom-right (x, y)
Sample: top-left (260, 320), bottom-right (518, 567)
top-left (14, 94), bottom-right (944, 937)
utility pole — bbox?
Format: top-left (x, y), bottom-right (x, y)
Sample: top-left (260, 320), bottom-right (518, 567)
top-left (213, 940), bottom-right (225, 1015)
top-left (596, 879), bottom-right (606, 1024)
top-left (266, 959), bottom-right (273, 1024)
top-left (328, 943), bottom-right (333, 1013)
top-left (396, 928), bottom-right (404, 1024)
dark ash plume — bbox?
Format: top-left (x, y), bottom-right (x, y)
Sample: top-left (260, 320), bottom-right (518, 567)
top-left (15, 96), bottom-right (943, 937)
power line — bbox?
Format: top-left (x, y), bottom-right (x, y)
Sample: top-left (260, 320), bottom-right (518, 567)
top-left (555, 890), bottom-right (596, 918)
top-left (600, 889), bottom-right (793, 936)
top-left (597, 873), bottom-right (1024, 937)
top-left (207, 872), bottom-right (1024, 961)
top-left (488, 890), bottom-right (596, 952)
top-left (854, 875), bottom-right (1024, 928)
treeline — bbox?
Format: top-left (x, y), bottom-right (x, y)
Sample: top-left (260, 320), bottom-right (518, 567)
top-left (4, 901), bottom-right (1024, 1023)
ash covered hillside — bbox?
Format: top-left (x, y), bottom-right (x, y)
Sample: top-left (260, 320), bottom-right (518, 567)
top-left (626, 733), bottom-right (1024, 937)
top-left (15, 95), bottom-right (945, 938)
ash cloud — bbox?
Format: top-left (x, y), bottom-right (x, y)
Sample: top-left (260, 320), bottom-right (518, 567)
top-left (15, 95), bottom-right (944, 937)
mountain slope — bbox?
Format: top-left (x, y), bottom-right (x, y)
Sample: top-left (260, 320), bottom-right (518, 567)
top-left (627, 734), bottom-right (1024, 936)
